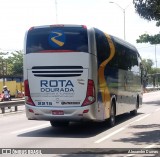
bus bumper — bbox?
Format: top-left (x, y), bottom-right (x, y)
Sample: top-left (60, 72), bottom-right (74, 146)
top-left (25, 104), bottom-right (99, 122)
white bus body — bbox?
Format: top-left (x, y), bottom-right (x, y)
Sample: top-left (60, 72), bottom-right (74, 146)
top-left (24, 25), bottom-right (143, 127)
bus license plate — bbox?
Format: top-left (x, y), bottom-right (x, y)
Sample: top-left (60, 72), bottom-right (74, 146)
top-left (52, 110), bottom-right (64, 115)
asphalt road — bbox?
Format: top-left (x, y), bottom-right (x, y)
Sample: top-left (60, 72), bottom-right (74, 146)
top-left (0, 92), bottom-right (160, 157)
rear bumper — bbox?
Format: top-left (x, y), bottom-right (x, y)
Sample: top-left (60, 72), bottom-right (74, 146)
top-left (25, 104), bottom-right (99, 122)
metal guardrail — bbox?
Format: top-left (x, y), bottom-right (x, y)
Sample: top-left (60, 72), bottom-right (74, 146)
top-left (0, 87), bottom-right (160, 114)
top-left (0, 100), bottom-right (25, 114)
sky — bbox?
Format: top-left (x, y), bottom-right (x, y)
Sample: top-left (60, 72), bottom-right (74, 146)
top-left (0, 0), bottom-right (160, 67)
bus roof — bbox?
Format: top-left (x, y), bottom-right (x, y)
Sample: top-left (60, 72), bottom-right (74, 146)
top-left (110, 35), bottom-right (138, 53)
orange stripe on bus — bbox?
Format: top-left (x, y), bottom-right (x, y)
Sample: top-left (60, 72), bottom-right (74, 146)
top-left (98, 33), bottom-right (115, 118)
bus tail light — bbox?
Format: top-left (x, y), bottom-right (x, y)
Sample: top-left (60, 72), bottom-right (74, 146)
top-left (24, 80), bottom-right (35, 106)
top-left (82, 80), bottom-right (95, 106)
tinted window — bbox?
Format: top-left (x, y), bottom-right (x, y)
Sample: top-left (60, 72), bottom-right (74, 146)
top-left (26, 26), bottom-right (88, 54)
top-left (95, 28), bottom-right (110, 66)
top-left (113, 42), bottom-right (138, 70)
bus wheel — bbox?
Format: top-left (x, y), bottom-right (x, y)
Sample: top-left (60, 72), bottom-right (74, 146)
top-left (130, 100), bottom-right (138, 116)
top-left (50, 121), bottom-right (69, 127)
top-left (108, 102), bottom-right (116, 127)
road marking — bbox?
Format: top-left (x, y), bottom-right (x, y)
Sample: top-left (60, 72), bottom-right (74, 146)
top-left (11, 123), bottom-right (50, 134)
top-left (127, 121), bottom-right (137, 126)
top-left (126, 153), bottom-right (135, 157)
top-left (145, 144), bottom-right (156, 148)
top-left (155, 108), bottom-right (160, 112)
top-left (94, 127), bottom-right (125, 143)
top-left (126, 114), bottom-right (150, 126)
top-left (125, 114), bottom-right (150, 127)
top-left (95, 114), bottom-right (151, 144)
top-left (134, 114), bottom-right (150, 122)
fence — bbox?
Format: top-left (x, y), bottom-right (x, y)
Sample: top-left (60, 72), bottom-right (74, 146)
top-left (0, 100), bottom-right (25, 114)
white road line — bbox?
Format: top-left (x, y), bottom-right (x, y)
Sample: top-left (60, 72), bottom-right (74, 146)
top-left (127, 121), bottom-right (137, 126)
top-left (134, 114), bottom-right (150, 122)
top-left (11, 123), bottom-right (50, 134)
top-left (94, 127), bottom-right (125, 143)
top-left (95, 114), bottom-right (151, 144)
top-left (124, 114), bottom-right (150, 127)
top-left (145, 144), bottom-right (156, 148)
top-left (126, 153), bottom-right (135, 157)
top-left (155, 108), bottom-right (160, 112)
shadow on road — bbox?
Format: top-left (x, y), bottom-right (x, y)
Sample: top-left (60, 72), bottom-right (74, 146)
top-left (17, 112), bottom-right (143, 138)
top-left (113, 124), bottom-right (160, 145)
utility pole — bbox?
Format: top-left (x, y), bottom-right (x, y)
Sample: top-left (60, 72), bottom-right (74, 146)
top-left (55, 0), bottom-right (58, 24)
top-left (155, 44), bottom-right (158, 86)
top-left (109, 2), bottom-right (131, 40)
top-left (155, 44), bottom-right (157, 69)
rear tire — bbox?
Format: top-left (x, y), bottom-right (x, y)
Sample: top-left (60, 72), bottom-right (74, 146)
top-left (108, 102), bottom-right (116, 127)
top-left (130, 99), bottom-right (138, 116)
top-left (50, 121), bottom-right (69, 127)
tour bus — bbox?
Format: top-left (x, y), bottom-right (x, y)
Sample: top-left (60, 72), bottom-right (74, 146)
top-left (24, 24), bottom-right (143, 127)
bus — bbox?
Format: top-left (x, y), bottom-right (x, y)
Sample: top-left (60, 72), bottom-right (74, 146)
top-left (24, 24), bottom-right (143, 127)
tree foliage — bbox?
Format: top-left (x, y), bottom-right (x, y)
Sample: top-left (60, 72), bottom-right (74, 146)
top-left (0, 50), bottom-right (23, 76)
top-left (142, 58), bottom-right (160, 75)
top-left (137, 33), bottom-right (160, 44)
top-left (142, 59), bottom-right (153, 74)
top-left (133, 0), bottom-right (160, 22)
top-left (133, 0), bottom-right (160, 44)
top-left (6, 50), bottom-right (23, 76)
top-left (0, 52), bottom-right (9, 56)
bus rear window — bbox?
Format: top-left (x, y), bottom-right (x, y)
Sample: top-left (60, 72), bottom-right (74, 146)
top-left (26, 26), bottom-right (88, 54)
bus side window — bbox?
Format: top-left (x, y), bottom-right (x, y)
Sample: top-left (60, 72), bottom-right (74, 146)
top-left (114, 43), bottom-right (128, 70)
top-left (95, 29), bottom-right (110, 66)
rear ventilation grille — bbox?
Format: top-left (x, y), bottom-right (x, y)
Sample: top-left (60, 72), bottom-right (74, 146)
top-left (32, 66), bottom-right (83, 77)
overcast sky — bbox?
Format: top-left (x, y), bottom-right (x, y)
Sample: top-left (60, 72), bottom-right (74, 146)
top-left (0, 0), bottom-right (160, 67)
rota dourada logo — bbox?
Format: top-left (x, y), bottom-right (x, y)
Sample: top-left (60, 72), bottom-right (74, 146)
top-left (40, 80), bottom-right (74, 93)
top-left (48, 29), bottom-right (65, 48)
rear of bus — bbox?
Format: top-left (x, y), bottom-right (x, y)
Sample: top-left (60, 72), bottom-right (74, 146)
top-left (24, 25), bottom-right (98, 125)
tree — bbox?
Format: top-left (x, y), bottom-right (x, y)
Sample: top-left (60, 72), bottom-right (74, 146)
top-left (6, 50), bottom-right (23, 76)
top-left (0, 51), bottom-right (9, 76)
top-left (142, 59), bottom-right (154, 74)
top-left (136, 33), bottom-right (160, 44)
top-left (142, 58), bottom-right (160, 74)
top-left (133, 0), bottom-right (160, 44)
top-left (142, 58), bottom-right (160, 87)
top-left (0, 52), bottom-right (9, 56)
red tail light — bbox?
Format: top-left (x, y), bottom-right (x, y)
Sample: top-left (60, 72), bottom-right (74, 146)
top-left (24, 80), bottom-right (35, 106)
top-left (82, 80), bottom-right (95, 106)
